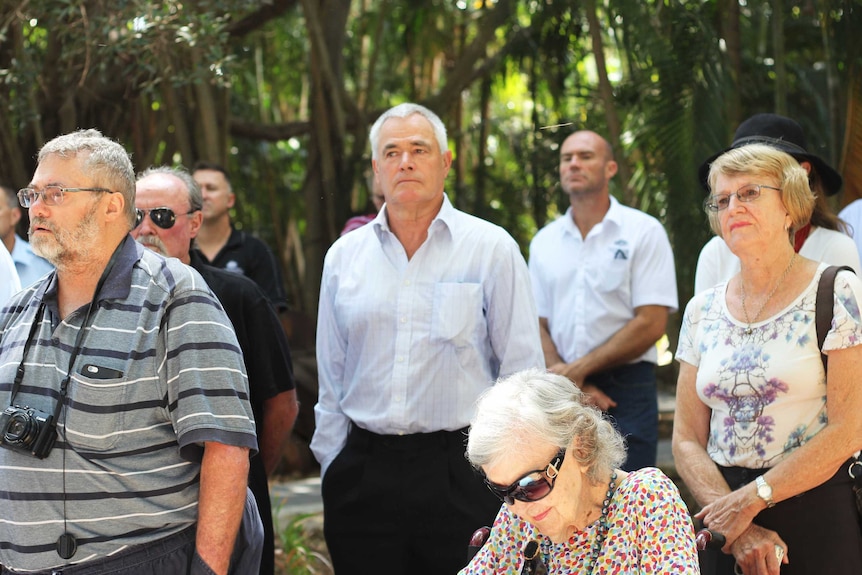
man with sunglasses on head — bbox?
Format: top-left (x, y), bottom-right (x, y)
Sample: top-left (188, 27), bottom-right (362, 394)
top-left (0, 129), bottom-right (259, 575)
top-left (133, 165), bottom-right (299, 575)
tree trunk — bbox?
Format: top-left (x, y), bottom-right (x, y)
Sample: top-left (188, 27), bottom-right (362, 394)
top-left (583, 0), bottom-right (630, 203)
top-left (300, 0), bottom-right (352, 315)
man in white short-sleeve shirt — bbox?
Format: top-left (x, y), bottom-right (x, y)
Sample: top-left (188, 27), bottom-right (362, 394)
top-left (529, 130), bottom-right (678, 471)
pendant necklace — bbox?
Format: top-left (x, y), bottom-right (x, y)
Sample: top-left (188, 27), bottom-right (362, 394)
top-left (740, 253), bottom-right (797, 335)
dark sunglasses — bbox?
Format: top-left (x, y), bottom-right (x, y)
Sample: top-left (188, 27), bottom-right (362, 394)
top-left (135, 207), bottom-right (196, 229)
top-left (485, 448), bottom-right (566, 505)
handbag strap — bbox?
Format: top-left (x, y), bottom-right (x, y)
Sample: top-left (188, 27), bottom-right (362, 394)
top-left (816, 265), bottom-right (862, 476)
top-left (815, 265), bottom-right (854, 372)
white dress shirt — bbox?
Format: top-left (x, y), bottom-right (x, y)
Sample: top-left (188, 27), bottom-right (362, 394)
top-left (10, 234), bottom-right (54, 288)
top-left (529, 197), bottom-right (678, 365)
top-left (312, 195), bottom-right (544, 475)
top-left (0, 243), bottom-right (20, 304)
top-left (694, 226), bottom-right (861, 294)
top-left (838, 199), bottom-right (862, 265)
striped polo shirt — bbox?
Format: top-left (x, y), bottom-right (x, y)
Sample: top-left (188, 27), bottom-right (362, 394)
top-left (0, 236), bottom-right (257, 572)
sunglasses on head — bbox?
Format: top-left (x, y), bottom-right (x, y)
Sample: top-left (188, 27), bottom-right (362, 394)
top-left (135, 207), bottom-right (196, 229)
top-left (485, 448), bottom-right (566, 505)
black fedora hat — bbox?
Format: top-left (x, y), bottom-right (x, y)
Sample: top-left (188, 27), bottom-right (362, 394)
top-left (697, 113), bottom-right (843, 196)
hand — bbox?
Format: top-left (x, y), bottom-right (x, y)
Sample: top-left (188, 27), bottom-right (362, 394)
top-left (729, 524), bottom-right (788, 575)
top-left (695, 483), bottom-right (760, 549)
top-left (581, 384), bottom-right (617, 411)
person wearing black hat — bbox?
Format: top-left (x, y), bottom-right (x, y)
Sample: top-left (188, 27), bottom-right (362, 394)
top-left (675, 143), bottom-right (862, 575)
top-left (694, 113), bottom-right (859, 294)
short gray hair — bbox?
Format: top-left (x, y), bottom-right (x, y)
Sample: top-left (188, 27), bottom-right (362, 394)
top-left (38, 129), bottom-right (136, 229)
top-left (466, 369), bottom-right (626, 484)
top-left (369, 103), bottom-right (448, 160)
top-left (707, 143), bottom-right (814, 239)
top-left (137, 165), bottom-right (203, 212)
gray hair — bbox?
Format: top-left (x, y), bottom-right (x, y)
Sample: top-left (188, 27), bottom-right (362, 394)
top-left (38, 129), bottom-right (136, 229)
top-left (466, 368), bottom-right (626, 484)
top-left (369, 103), bottom-right (448, 160)
top-left (137, 165), bottom-right (203, 212)
top-left (707, 143), bottom-right (814, 239)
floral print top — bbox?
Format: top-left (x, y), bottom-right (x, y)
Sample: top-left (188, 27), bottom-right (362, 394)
top-left (458, 467), bottom-right (698, 574)
top-left (676, 264), bottom-right (862, 468)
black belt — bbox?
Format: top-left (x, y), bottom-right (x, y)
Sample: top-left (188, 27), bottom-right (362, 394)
top-left (348, 424), bottom-right (468, 451)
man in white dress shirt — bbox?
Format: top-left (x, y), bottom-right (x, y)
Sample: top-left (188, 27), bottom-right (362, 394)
top-left (0, 241), bottom-right (20, 303)
top-left (0, 184), bottom-right (54, 288)
top-left (529, 130), bottom-right (678, 471)
top-left (312, 103), bottom-right (544, 575)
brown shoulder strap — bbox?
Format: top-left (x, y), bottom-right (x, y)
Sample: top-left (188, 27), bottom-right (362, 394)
top-left (816, 265), bottom-right (854, 372)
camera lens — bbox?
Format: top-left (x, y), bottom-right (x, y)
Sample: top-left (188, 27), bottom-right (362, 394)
top-left (3, 412), bottom-right (36, 445)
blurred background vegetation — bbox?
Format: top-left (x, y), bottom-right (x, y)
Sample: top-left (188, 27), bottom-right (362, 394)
top-left (2, 1), bottom-right (861, 439)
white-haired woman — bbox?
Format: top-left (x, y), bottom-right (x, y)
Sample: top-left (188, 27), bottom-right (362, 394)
top-left (674, 144), bottom-right (862, 575)
top-left (460, 368), bottom-right (698, 574)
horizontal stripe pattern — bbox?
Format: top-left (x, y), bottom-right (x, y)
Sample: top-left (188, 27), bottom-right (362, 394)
top-left (0, 238), bottom-right (256, 571)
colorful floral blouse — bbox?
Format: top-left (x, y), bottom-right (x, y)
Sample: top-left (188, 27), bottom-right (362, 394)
top-left (458, 467), bottom-right (698, 574)
top-left (676, 264), bottom-right (862, 468)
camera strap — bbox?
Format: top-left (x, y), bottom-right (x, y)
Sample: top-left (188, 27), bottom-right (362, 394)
top-left (8, 300), bottom-right (46, 405)
top-left (9, 241), bottom-right (123, 411)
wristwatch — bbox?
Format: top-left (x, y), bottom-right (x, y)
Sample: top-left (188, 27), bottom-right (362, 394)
top-left (755, 475), bottom-right (775, 508)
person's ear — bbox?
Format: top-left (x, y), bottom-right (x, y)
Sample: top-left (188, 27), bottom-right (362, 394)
top-left (104, 191), bottom-right (126, 221)
top-left (188, 210), bottom-right (204, 239)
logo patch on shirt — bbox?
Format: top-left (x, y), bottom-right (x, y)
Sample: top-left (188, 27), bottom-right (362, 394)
top-left (611, 240), bottom-right (629, 260)
top-left (223, 261), bottom-right (246, 275)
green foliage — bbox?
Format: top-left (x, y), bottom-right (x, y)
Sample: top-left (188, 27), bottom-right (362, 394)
top-left (274, 511), bottom-right (332, 575)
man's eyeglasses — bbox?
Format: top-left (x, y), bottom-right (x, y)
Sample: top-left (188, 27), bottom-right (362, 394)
top-left (704, 184), bottom-right (781, 213)
top-left (485, 448), bottom-right (566, 505)
top-left (17, 186), bottom-right (114, 208)
top-left (135, 207), bottom-right (197, 230)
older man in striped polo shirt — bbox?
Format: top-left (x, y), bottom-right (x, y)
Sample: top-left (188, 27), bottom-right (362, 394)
top-left (0, 130), bottom-right (259, 574)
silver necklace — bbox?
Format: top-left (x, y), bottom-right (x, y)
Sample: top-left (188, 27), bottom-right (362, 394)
top-left (584, 471), bottom-right (617, 574)
top-left (740, 252), bottom-right (797, 335)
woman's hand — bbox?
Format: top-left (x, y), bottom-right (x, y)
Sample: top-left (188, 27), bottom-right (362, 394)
top-left (695, 482), bottom-right (761, 548)
top-left (729, 524), bottom-right (788, 575)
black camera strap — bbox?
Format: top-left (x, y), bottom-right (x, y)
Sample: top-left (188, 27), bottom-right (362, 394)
top-left (8, 300), bottom-right (46, 405)
top-left (5, 240), bottom-right (123, 561)
top-left (9, 240), bottom-right (120, 415)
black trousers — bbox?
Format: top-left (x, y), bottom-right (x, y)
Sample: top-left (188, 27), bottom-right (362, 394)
top-left (322, 425), bottom-right (501, 575)
top-left (699, 462), bottom-right (862, 575)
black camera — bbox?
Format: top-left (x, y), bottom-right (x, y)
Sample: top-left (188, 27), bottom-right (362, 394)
top-left (0, 405), bottom-right (57, 459)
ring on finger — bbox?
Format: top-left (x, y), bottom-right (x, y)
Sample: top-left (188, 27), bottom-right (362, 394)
top-left (775, 544), bottom-right (784, 561)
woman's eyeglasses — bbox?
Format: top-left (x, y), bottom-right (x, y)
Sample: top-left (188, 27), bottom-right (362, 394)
top-left (135, 207), bottom-right (197, 229)
top-left (485, 448), bottom-right (566, 505)
top-left (703, 183), bottom-right (781, 212)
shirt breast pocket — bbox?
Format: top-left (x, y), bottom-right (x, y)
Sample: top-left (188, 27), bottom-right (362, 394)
top-left (64, 373), bottom-right (129, 452)
top-left (431, 282), bottom-right (484, 347)
top-left (594, 259), bottom-right (630, 294)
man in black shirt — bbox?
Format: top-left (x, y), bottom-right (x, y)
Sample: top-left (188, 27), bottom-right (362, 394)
top-left (192, 161), bottom-right (288, 312)
top-left (133, 165), bottom-right (299, 575)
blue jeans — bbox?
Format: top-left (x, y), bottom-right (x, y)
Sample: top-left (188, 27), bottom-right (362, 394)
top-left (587, 361), bottom-right (658, 471)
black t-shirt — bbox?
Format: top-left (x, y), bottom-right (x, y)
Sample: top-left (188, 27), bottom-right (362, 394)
top-left (203, 227), bottom-right (289, 311)
top-left (190, 250), bottom-right (295, 426)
